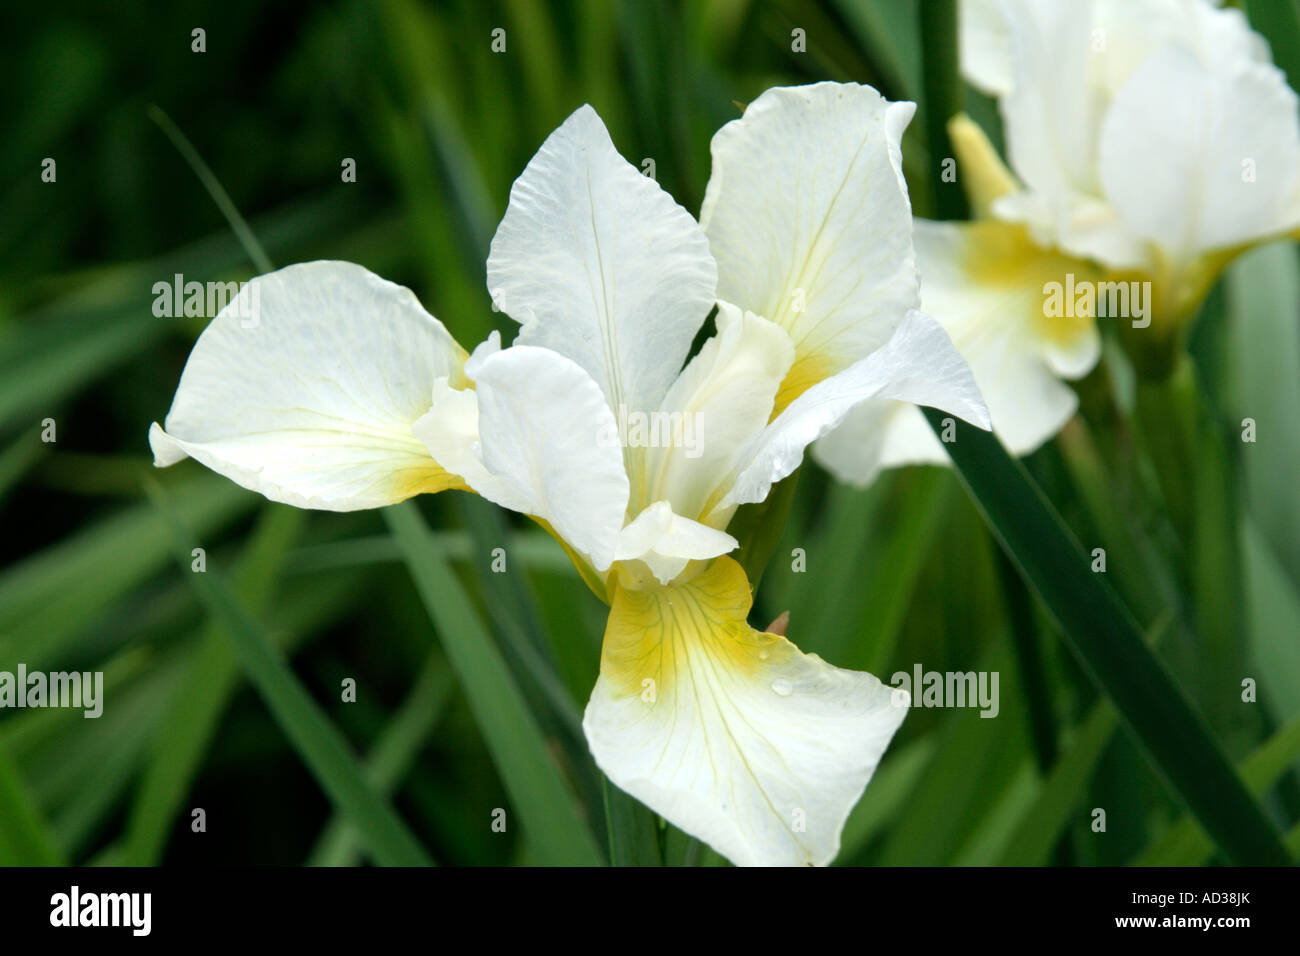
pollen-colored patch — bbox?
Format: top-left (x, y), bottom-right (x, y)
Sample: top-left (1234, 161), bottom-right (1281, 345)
top-left (388, 462), bottom-right (470, 501)
top-left (771, 349), bottom-right (839, 418)
top-left (960, 220), bottom-right (1097, 355)
top-left (599, 555), bottom-right (795, 699)
top-left (948, 113), bottom-right (1018, 217)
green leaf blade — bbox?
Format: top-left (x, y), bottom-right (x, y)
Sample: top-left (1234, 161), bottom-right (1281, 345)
top-left (923, 409), bottom-right (1289, 866)
top-left (384, 501), bottom-right (604, 866)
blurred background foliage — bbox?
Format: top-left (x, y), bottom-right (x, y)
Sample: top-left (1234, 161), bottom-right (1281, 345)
top-left (1, 0), bottom-right (1297, 866)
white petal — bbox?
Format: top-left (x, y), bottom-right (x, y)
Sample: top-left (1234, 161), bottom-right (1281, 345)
top-left (410, 331), bottom-right (512, 505)
top-left (985, 0), bottom-right (1292, 268)
top-left (811, 400), bottom-right (940, 488)
top-left (814, 362), bottom-right (1075, 486)
top-left (961, 0), bottom-right (1014, 95)
top-left (411, 380), bottom-right (532, 515)
top-left (149, 261), bottom-right (468, 511)
top-left (987, 0), bottom-right (1170, 266)
top-left (990, 186), bottom-right (1152, 271)
top-left (923, 218), bottom-right (1093, 431)
top-left (642, 301), bottom-right (794, 522)
top-left (486, 105), bottom-right (718, 416)
top-left (435, 345), bottom-right (630, 572)
top-left (614, 501), bottom-right (738, 585)
top-left (700, 82), bottom-right (920, 407)
top-left (815, 218), bottom-right (1098, 482)
top-left (1099, 46), bottom-right (1300, 258)
top-left (722, 311), bottom-right (989, 509)
top-left (584, 555), bottom-right (909, 867)
top-left (993, 1), bottom-right (1106, 239)
top-left (464, 329), bottom-right (502, 372)
top-left (1091, 0), bottom-right (1272, 94)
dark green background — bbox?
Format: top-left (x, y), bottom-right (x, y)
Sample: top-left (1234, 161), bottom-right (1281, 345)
top-left (1, 0), bottom-right (1297, 866)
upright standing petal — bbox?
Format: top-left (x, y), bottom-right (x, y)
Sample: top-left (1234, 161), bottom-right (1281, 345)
top-left (960, 0), bottom-right (1015, 95)
top-left (149, 261), bottom-right (468, 511)
top-left (701, 82), bottom-right (920, 411)
top-left (416, 345), bottom-right (630, 572)
top-left (486, 105), bottom-right (718, 417)
top-left (1099, 46), bottom-right (1300, 259)
top-left (584, 555), bottom-right (909, 867)
top-left (989, 0), bottom-right (1138, 265)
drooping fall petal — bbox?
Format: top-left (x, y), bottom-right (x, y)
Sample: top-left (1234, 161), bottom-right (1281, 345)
top-left (584, 555), bottom-right (909, 866)
top-left (150, 261), bottom-right (468, 511)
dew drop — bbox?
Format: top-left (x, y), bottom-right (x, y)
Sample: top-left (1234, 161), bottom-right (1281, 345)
top-left (771, 678), bottom-right (793, 697)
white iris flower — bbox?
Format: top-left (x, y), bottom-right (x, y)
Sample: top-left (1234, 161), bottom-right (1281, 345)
top-left (830, 0), bottom-right (1300, 479)
top-left (150, 83), bottom-right (990, 866)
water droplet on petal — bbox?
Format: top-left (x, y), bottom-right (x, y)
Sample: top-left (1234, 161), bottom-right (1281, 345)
top-left (771, 678), bottom-right (792, 697)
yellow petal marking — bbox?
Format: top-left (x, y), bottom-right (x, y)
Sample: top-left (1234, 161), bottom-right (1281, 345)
top-left (388, 462), bottom-right (470, 502)
top-left (770, 348), bottom-right (839, 419)
top-left (959, 220), bottom-right (1098, 357)
top-left (599, 555), bottom-right (795, 699)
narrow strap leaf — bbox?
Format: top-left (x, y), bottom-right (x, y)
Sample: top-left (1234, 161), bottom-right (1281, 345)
top-left (924, 408), bottom-right (1289, 865)
top-left (148, 482), bottom-right (434, 867)
top-left (384, 501), bottom-right (605, 866)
